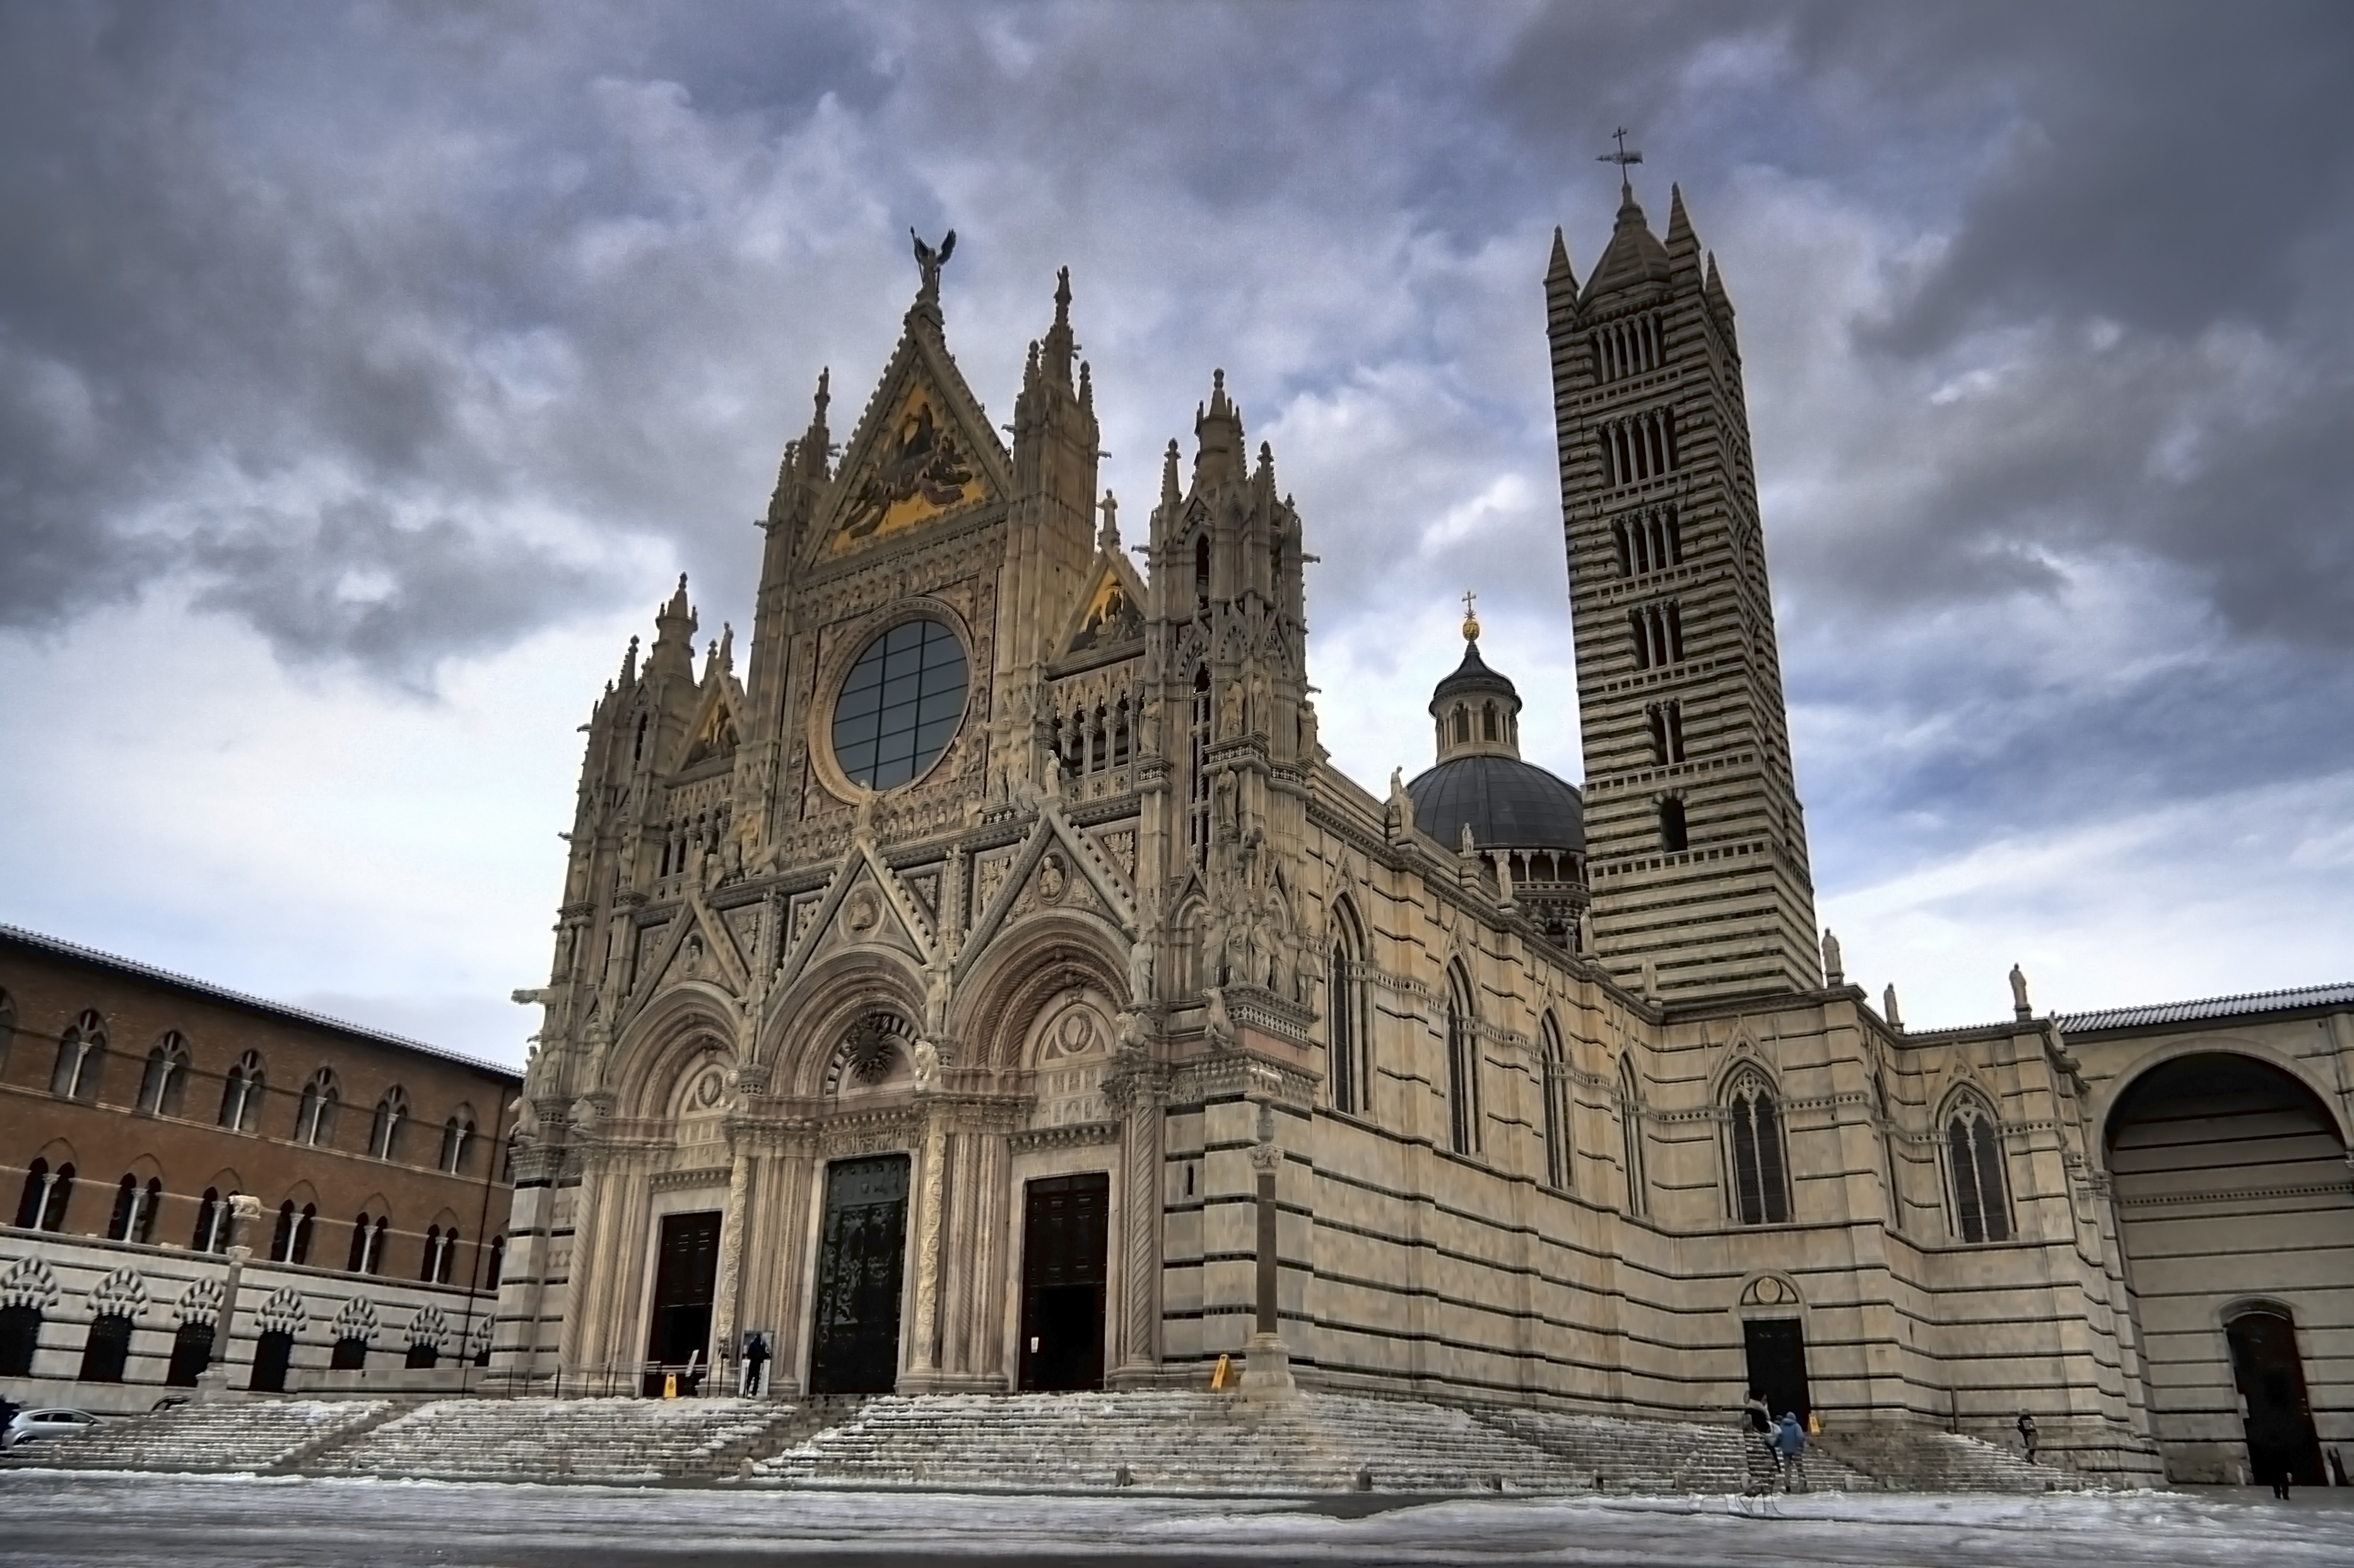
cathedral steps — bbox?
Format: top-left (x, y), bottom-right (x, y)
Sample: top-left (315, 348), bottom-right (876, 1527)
top-left (307, 1396), bottom-right (796, 1484)
top-left (1464, 1406), bottom-right (1878, 1494)
top-left (2, 1398), bottom-right (397, 1473)
top-left (1808, 1428), bottom-right (2089, 1493)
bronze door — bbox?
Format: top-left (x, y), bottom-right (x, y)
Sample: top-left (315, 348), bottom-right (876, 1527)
top-left (809, 1155), bottom-right (910, 1395)
top-left (1018, 1171), bottom-right (1108, 1391)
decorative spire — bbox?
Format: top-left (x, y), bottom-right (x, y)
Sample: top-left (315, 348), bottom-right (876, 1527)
top-left (799, 367), bottom-right (832, 480)
top-left (1665, 184), bottom-right (1703, 282)
top-left (1598, 127), bottom-right (1643, 200)
top-left (1193, 368), bottom-right (1243, 489)
top-left (1161, 439), bottom-right (1181, 508)
top-left (1546, 225), bottom-right (1579, 296)
top-left (1042, 265), bottom-right (1076, 389)
top-left (619, 635), bottom-right (639, 688)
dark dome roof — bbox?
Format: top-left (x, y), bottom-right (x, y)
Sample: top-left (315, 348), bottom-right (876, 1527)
top-left (1405, 753), bottom-right (1584, 854)
top-left (1430, 639), bottom-right (1518, 710)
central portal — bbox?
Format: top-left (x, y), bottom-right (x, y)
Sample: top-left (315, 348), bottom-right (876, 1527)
top-left (809, 1153), bottom-right (911, 1394)
top-left (1742, 1317), bottom-right (1811, 1424)
top-left (1018, 1171), bottom-right (1108, 1392)
top-left (644, 1210), bottom-right (720, 1395)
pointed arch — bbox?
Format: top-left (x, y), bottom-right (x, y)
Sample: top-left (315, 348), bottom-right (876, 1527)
top-left (295, 1067), bottom-right (339, 1146)
top-left (1618, 1054), bottom-right (1647, 1215)
top-left (368, 1085), bottom-right (409, 1159)
top-left (51, 1009), bottom-right (107, 1102)
top-left (1724, 1065), bottom-right (1791, 1225)
top-left (1444, 959), bottom-right (1481, 1156)
top-left (138, 1033), bottom-right (190, 1117)
top-left (1539, 1013), bottom-right (1571, 1190)
top-left (218, 1049), bottom-right (266, 1131)
top-left (1326, 897), bottom-right (1367, 1117)
top-left (1940, 1086), bottom-right (2012, 1243)
top-left (439, 1108), bottom-right (479, 1174)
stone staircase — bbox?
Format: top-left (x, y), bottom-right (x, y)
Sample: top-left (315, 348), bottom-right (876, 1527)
top-left (755, 1391), bottom-right (1582, 1492)
top-left (310, 1397), bottom-right (799, 1484)
top-left (1466, 1406), bottom-right (1877, 1494)
top-left (2, 1399), bottom-right (397, 1473)
top-left (1810, 1428), bottom-right (2088, 1492)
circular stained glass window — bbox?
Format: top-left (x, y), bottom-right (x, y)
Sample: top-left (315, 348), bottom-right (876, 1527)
top-left (831, 618), bottom-right (969, 790)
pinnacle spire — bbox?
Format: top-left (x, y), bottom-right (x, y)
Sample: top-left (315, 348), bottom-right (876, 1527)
top-left (1161, 439), bottom-right (1181, 508)
top-left (1546, 225), bottom-right (1580, 296)
top-left (1041, 266), bottom-right (1076, 389)
top-left (1193, 368), bottom-right (1243, 489)
top-left (1664, 184), bottom-right (1703, 281)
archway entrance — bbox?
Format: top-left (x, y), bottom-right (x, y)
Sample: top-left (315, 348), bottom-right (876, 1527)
top-left (643, 1210), bottom-right (720, 1395)
top-left (1742, 1318), bottom-right (1810, 1425)
top-left (2105, 1052), bottom-right (2353, 1483)
top-left (2226, 1305), bottom-right (2323, 1487)
top-left (808, 1154), bottom-right (909, 1395)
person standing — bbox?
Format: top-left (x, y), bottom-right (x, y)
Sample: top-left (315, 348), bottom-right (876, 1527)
top-left (1742, 1390), bottom-right (1774, 1493)
top-left (1774, 1413), bottom-right (1807, 1493)
top-left (744, 1332), bottom-right (771, 1398)
top-left (2016, 1411), bottom-right (2038, 1464)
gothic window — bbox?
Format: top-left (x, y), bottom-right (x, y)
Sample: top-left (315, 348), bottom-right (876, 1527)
top-left (1113, 699), bottom-right (1131, 767)
top-left (1627, 610), bottom-right (1649, 670)
top-left (1540, 1014), bottom-right (1571, 1191)
top-left (0, 1302), bottom-right (41, 1376)
top-left (420, 1225), bottom-right (444, 1283)
top-left (108, 1174), bottom-right (159, 1243)
top-left (139, 1035), bottom-right (190, 1116)
top-left (192, 1187), bottom-right (234, 1253)
top-left (1090, 706), bottom-right (1108, 771)
top-left (1667, 602), bottom-right (1684, 661)
top-left (1612, 519), bottom-right (1631, 576)
top-left (1444, 963), bottom-right (1481, 1156)
top-left (1945, 1095), bottom-right (2013, 1243)
top-left (165, 1320), bottom-right (213, 1386)
top-left (1725, 1071), bottom-right (1792, 1225)
top-left (51, 1011), bottom-right (106, 1102)
top-left (1619, 1056), bottom-right (1647, 1215)
top-left (295, 1069), bottom-right (338, 1146)
top-left (1328, 904), bottom-right (1365, 1117)
top-left (16, 1157), bottom-right (74, 1231)
top-left (1874, 1073), bottom-right (1905, 1237)
top-left (347, 1213), bottom-right (372, 1273)
top-left (78, 1312), bottom-right (133, 1384)
top-left (438, 1228), bottom-right (459, 1285)
top-left (369, 1088), bottom-right (409, 1160)
top-left (271, 1200), bottom-right (316, 1264)
top-left (439, 1114), bottom-right (476, 1174)
top-left (1659, 796), bottom-right (1689, 852)
top-left (219, 1050), bottom-right (266, 1131)
top-left (331, 1334), bottom-right (368, 1370)
top-left (1188, 665), bottom-right (1212, 868)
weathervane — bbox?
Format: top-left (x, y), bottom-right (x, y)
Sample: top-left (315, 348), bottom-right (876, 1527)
top-left (1598, 127), bottom-right (1643, 190)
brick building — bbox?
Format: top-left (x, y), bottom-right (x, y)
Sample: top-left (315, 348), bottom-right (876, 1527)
top-left (1, 924), bottom-right (521, 1411)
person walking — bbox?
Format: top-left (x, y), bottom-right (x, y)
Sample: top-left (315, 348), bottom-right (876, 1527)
top-left (1774, 1412), bottom-right (1807, 1493)
top-left (744, 1332), bottom-right (771, 1398)
top-left (2016, 1411), bottom-right (2038, 1464)
top-left (1741, 1390), bottom-right (1775, 1494)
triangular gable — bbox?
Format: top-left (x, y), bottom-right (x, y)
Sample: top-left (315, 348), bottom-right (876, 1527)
top-left (674, 677), bottom-right (745, 772)
top-left (628, 894), bottom-right (749, 1014)
top-left (773, 836), bottom-right (941, 996)
top-left (956, 799), bottom-right (1139, 976)
top-left (1056, 550), bottom-right (1148, 661)
top-left (808, 327), bottom-right (1012, 565)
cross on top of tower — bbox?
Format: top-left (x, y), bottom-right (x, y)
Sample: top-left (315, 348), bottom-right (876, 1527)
top-left (1597, 128), bottom-right (1643, 193)
top-left (1461, 589), bottom-right (1480, 642)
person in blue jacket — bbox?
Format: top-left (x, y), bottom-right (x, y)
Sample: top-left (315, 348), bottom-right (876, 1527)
top-left (1773, 1412), bottom-right (1807, 1491)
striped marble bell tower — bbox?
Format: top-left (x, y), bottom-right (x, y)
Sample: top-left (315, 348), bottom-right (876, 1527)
top-left (1546, 172), bottom-right (1821, 1003)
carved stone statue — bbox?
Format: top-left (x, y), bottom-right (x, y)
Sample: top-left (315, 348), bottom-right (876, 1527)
top-left (911, 227), bottom-right (956, 304)
top-left (1387, 768), bottom-right (1416, 838)
top-left (1820, 927), bottom-right (1842, 984)
top-left (1204, 986), bottom-right (1235, 1047)
top-left (2009, 963), bottom-right (2033, 1019)
top-left (1883, 983), bottom-right (1904, 1031)
top-left (911, 1036), bottom-right (942, 1088)
top-left (1127, 936), bottom-right (1154, 1008)
top-left (924, 961), bottom-right (953, 1038)
top-left (1219, 679), bottom-right (1244, 738)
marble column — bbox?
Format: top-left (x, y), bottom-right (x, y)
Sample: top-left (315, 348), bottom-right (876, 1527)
top-left (900, 1109), bottom-right (951, 1388)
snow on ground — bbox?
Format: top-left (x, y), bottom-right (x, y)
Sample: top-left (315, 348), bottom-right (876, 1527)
top-left (1, 1471), bottom-right (2350, 1565)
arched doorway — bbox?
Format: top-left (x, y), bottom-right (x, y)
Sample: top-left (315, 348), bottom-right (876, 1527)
top-left (2106, 1052), bottom-right (2352, 1484)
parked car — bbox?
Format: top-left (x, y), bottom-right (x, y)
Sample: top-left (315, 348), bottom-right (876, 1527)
top-left (4, 1408), bottom-right (101, 1448)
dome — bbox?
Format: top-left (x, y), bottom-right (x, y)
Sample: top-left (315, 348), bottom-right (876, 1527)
top-left (1405, 753), bottom-right (1585, 856)
top-left (1430, 638), bottom-right (1518, 707)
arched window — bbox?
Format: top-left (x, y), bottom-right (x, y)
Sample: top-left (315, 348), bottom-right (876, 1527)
top-left (79, 1312), bottom-right (133, 1383)
top-left (439, 1114), bottom-right (476, 1175)
top-left (16, 1159), bottom-right (74, 1232)
top-left (295, 1069), bottom-right (338, 1147)
top-left (419, 1226), bottom-right (443, 1283)
top-left (1945, 1096), bottom-right (2013, 1243)
top-left (108, 1174), bottom-right (160, 1243)
top-left (437, 1228), bottom-right (459, 1285)
top-left (1444, 964), bottom-right (1481, 1156)
top-left (1725, 1071), bottom-right (1792, 1225)
top-left (1193, 533), bottom-right (1211, 607)
top-left (249, 1328), bottom-right (294, 1393)
top-left (347, 1213), bottom-right (372, 1273)
top-left (0, 1301), bottom-right (40, 1377)
top-left (1540, 1015), bottom-right (1572, 1191)
top-left (1874, 1073), bottom-right (1906, 1237)
top-left (1481, 703), bottom-right (1498, 741)
top-left (219, 1050), bottom-right (265, 1131)
top-left (192, 1187), bottom-right (238, 1252)
top-left (270, 1200), bottom-right (315, 1263)
top-left (330, 1334), bottom-right (368, 1371)
top-left (51, 1010), bottom-right (107, 1102)
top-left (369, 1088), bottom-right (409, 1159)
top-left (139, 1035), bottom-right (190, 1116)
top-left (1328, 905), bottom-right (1364, 1117)
top-left (165, 1320), bottom-right (213, 1386)
top-left (367, 1215), bottom-right (389, 1275)
top-left (1618, 1056), bottom-right (1647, 1215)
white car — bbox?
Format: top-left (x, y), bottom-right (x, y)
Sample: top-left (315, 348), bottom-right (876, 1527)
top-left (4, 1407), bottom-right (101, 1448)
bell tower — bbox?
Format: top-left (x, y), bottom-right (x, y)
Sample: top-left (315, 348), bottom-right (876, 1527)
top-left (1547, 168), bottom-right (1821, 1002)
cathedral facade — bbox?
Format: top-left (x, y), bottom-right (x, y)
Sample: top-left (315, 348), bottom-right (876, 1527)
top-left (495, 186), bottom-right (2353, 1486)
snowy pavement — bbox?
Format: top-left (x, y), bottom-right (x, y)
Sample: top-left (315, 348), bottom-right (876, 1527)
top-left (2, 1471), bottom-right (2351, 1566)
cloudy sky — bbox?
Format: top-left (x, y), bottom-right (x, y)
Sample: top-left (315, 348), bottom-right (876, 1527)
top-left (3, 0), bottom-right (2349, 1065)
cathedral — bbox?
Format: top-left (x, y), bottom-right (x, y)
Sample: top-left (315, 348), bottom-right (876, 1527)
top-left (494, 180), bottom-right (2354, 1486)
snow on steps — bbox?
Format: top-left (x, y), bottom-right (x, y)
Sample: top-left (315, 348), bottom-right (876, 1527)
top-left (311, 1397), bottom-right (797, 1484)
top-left (1810, 1428), bottom-right (2089, 1493)
top-left (757, 1391), bottom-right (1584, 1492)
top-left (3, 1399), bottom-right (395, 1474)
top-left (1467, 1406), bottom-right (1878, 1494)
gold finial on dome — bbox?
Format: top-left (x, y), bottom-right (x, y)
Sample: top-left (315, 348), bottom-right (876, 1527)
top-left (1460, 589), bottom-right (1480, 643)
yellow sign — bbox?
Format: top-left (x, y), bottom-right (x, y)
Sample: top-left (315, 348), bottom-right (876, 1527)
top-left (828, 383), bottom-right (985, 557)
top-left (663, 1373), bottom-right (677, 1399)
top-left (1211, 1353), bottom-right (1231, 1391)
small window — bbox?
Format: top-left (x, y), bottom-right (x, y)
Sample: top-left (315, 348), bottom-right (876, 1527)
top-left (370, 1088), bottom-right (409, 1160)
top-left (139, 1036), bottom-right (190, 1117)
top-left (1193, 535), bottom-right (1211, 605)
top-left (1618, 1056), bottom-right (1647, 1215)
top-left (1444, 964), bottom-right (1481, 1156)
top-left (16, 1157), bottom-right (74, 1231)
top-left (1659, 797), bottom-right (1689, 853)
top-left (52, 1010), bottom-right (107, 1102)
top-left (295, 1070), bottom-right (339, 1147)
top-left (219, 1050), bottom-right (266, 1131)
top-left (1540, 1015), bottom-right (1571, 1191)
top-left (440, 1115), bottom-right (476, 1174)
